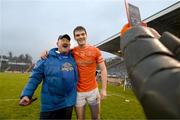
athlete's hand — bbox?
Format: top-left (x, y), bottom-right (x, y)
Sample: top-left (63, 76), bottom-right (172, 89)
top-left (100, 89), bottom-right (107, 100)
top-left (40, 50), bottom-right (49, 59)
top-left (19, 96), bottom-right (31, 106)
top-left (120, 23), bottom-right (132, 36)
top-left (120, 21), bottom-right (147, 36)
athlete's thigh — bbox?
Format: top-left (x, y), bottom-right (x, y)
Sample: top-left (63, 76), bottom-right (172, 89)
top-left (87, 88), bottom-right (100, 106)
top-left (75, 92), bottom-right (87, 120)
top-left (76, 92), bottom-right (87, 107)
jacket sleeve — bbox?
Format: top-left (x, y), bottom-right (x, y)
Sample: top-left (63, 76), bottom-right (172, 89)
top-left (121, 26), bottom-right (180, 119)
top-left (70, 51), bottom-right (78, 84)
top-left (20, 59), bottom-right (45, 99)
top-left (74, 65), bottom-right (78, 84)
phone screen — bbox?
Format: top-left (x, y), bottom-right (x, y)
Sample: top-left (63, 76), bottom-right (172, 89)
top-left (125, 0), bottom-right (141, 26)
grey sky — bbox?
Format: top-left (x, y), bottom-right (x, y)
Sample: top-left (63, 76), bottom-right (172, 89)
top-left (0, 0), bottom-right (178, 62)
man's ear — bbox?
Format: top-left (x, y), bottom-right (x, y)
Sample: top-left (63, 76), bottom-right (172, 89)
top-left (56, 41), bottom-right (58, 46)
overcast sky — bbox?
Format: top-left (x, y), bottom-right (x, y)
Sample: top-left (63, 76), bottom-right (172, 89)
top-left (0, 0), bottom-right (178, 61)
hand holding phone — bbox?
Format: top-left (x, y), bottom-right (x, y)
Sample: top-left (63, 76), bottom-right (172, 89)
top-left (19, 96), bottom-right (37, 106)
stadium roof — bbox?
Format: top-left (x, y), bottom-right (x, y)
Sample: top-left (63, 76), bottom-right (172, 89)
top-left (96, 1), bottom-right (180, 56)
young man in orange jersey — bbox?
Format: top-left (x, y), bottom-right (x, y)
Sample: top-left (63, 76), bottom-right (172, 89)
top-left (72, 26), bottom-right (107, 120)
top-left (41, 26), bottom-right (107, 119)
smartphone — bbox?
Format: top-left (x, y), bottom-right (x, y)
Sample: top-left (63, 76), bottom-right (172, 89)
top-left (125, 0), bottom-right (141, 26)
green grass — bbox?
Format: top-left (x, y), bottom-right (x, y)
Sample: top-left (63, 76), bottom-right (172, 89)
top-left (0, 72), bottom-right (146, 119)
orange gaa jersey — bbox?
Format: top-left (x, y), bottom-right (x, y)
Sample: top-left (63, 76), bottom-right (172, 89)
top-left (72, 45), bottom-right (104, 92)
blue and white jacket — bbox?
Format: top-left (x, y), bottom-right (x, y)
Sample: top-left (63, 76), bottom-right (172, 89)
top-left (21, 48), bottom-right (78, 112)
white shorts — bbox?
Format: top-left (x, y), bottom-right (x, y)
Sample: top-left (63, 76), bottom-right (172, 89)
top-left (76, 88), bottom-right (100, 107)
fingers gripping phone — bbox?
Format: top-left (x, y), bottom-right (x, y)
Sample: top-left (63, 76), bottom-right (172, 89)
top-left (125, 0), bottom-right (141, 26)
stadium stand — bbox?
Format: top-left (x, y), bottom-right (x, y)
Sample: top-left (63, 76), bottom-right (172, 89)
top-left (0, 55), bottom-right (34, 72)
top-left (104, 57), bottom-right (130, 86)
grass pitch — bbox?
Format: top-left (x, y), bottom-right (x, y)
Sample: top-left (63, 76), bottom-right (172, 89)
top-left (0, 72), bottom-right (146, 119)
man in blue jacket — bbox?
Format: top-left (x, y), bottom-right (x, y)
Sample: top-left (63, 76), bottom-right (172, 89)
top-left (19, 34), bottom-right (78, 119)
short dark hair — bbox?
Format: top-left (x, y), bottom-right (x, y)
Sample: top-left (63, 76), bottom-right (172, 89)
top-left (73, 26), bottom-right (87, 36)
top-left (58, 34), bottom-right (71, 41)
